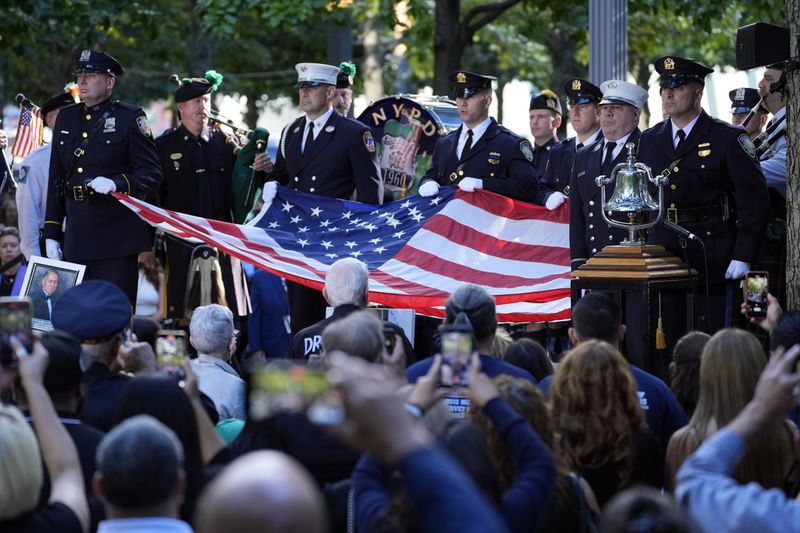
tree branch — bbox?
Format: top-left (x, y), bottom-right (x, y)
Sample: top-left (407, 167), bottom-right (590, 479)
top-left (463, 0), bottom-right (526, 34)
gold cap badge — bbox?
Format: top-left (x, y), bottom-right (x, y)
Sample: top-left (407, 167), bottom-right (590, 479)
top-left (456, 72), bottom-right (466, 83)
top-left (664, 57), bottom-right (675, 70)
top-left (572, 79), bottom-right (581, 90)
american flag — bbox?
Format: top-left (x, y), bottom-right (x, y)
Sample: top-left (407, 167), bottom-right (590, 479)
top-left (113, 186), bottom-right (572, 322)
top-left (11, 103), bottom-right (43, 158)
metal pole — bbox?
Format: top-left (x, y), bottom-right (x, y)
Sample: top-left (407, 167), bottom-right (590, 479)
top-left (589, 0), bottom-right (629, 84)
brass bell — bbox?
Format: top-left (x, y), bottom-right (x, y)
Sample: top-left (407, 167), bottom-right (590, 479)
top-left (604, 145), bottom-right (658, 213)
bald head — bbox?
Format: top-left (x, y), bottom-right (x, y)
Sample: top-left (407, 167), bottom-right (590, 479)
top-left (323, 257), bottom-right (369, 308)
top-left (196, 451), bottom-right (328, 533)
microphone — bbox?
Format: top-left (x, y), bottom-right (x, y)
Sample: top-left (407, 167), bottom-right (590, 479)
top-left (661, 219), bottom-right (698, 241)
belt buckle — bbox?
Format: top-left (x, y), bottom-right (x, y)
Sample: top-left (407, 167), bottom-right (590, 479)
top-left (667, 207), bottom-right (677, 224)
top-left (72, 186), bottom-right (84, 201)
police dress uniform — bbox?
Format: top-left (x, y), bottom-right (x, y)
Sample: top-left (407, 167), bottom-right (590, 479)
top-left (156, 124), bottom-right (243, 319)
top-left (638, 56), bottom-right (769, 335)
top-left (267, 62), bottom-right (383, 335)
top-left (529, 90), bottom-right (563, 177)
top-left (537, 78), bottom-right (604, 206)
top-left (44, 53), bottom-right (161, 305)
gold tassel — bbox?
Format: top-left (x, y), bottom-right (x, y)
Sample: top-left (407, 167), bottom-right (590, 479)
top-left (655, 293), bottom-right (666, 350)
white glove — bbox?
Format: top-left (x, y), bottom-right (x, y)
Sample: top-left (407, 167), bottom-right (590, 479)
top-left (725, 260), bottom-right (750, 280)
top-left (418, 181), bottom-right (440, 197)
top-left (545, 192), bottom-right (566, 211)
top-left (262, 181), bottom-right (277, 204)
top-left (87, 176), bottom-right (116, 194)
top-left (45, 239), bottom-right (62, 260)
top-left (458, 177), bottom-right (483, 192)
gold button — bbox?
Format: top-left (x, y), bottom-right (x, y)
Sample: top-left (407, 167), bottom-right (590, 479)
top-left (670, 184), bottom-right (677, 190)
top-left (490, 173), bottom-right (494, 177)
top-left (82, 132), bottom-right (88, 138)
top-left (673, 166), bottom-right (679, 172)
top-left (458, 170), bottom-right (464, 176)
top-left (700, 164), bottom-right (705, 169)
top-left (77, 167), bottom-right (83, 173)
top-left (85, 115), bottom-right (91, 120)
top-left (706, 231), bottom-right (711, 236)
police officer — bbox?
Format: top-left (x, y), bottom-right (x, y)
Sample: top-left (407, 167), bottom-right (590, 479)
top-left (44, 50), bottom-right (161, 305)
top-left (155, 71), bottom-right (251, 322)
top-left (569, 80), bottom-right (648, 269)
top-left (729, 87), bottom-right (767, 139)
top-left (528, 90), bottom-right (562, 177)
top-left (538, 78), bottom-right (603, 209)
top-left (418, 71), bottom-right (538, 202)
top-left (638, 55), bottom-right (769, 334)
top-left (263, 62), bottom-right (383, 335)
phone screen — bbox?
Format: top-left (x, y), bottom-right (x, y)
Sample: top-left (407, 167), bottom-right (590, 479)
top-left (0, 297), bottom-right (33, 367)
top-left (382, 326), bottom-right (397, 353)
top-left (155, 330), bottom-right (188, 382)
top-left (744, 272), bottom-right (769, 319)
top-left (249, 362), bottom-right (344, 425)
top-left (440, 329), bottom-right (473, 387)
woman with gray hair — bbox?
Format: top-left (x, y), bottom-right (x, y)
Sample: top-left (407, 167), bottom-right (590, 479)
top-left (189, 304), bottom-right (246, 420)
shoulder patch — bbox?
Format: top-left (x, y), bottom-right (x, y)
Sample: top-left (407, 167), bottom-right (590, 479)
top-left (737, 133), bottom-right (756, 159)
top-left (136, 116), bottom-right (153, 138)
top-left (519, 140), bottom-right (534, 162)
top-left (363, 130), bottom-right (376, 153)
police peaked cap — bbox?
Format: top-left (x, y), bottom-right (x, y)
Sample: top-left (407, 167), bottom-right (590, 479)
top-left (448, 71), bottom-right (496, 99)
top-left (728, 87), bottom-right (760, 114)
top-left (654, 56), bottom-right (713, 88)
top-left (563, 78), bottom-right (603, 106)
top-left (51, 280), bottom-right (132, 343)
top-left (74, 50), bottom-right (123, 77)
top-left (530, 90), bottom-right (562, 115)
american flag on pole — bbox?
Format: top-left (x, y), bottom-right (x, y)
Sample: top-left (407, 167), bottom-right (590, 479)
top-left (11, 103), bottom-right (43, 159)
top-left (113, 186), bottom-right (572, 322)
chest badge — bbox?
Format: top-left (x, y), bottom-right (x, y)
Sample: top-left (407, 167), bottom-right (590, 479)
top-left (293, 127), bottom-right (300, 133)
top-left (325, 126), bottom-right (335, 133)
top-left (103, 117), bottom-right (116, 133)
top-left (488, 151), bottom-right (501, 165)
top-left (698, 149), bottom-right (711, 157)
top-left (170, 152), bottom-right (183, 160)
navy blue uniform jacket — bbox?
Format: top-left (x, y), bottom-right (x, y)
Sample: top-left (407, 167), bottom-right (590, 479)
top-left (268, 111), bottom-right (382, 204)
top-left (568, 129), bottom-right (641, 268)
top-left (420, 119), bottom-right (539, 202)
top-left (638, 110), bottom-right (768, 282)
top-left (44, 99), bottom-right (161, 261)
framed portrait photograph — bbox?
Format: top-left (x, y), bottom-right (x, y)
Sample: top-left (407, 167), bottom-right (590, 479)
top-left (19, 256), bottom-right (87, 331)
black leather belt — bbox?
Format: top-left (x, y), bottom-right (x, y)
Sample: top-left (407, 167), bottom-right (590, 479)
top-left (666, 204), bottom-right (724, 224)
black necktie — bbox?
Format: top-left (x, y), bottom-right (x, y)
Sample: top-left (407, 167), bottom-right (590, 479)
top-left (303, 121), bottom-right (315, 155)
top-left (601, 141), bottom-right (617, 175)
top-left (674, 129), bottom-right (685, 153)
top-left (461, 129), bottom-right (473, 159)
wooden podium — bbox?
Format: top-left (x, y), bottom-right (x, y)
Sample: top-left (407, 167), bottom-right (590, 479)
top-left (571, 243), bottom-right (697, 378)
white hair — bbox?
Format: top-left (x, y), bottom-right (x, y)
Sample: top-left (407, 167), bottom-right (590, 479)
top-left (324, 258), bottom-right (369, 307)
top-left (189, 304), bottom-right (234, 356)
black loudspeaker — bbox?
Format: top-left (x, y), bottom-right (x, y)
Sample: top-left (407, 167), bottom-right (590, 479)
top-left (736, 22), bottom-right (790, 70)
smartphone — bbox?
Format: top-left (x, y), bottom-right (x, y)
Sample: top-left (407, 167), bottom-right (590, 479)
top-left (382, 326), bottom-right (397, 353)
top-left (743, 271), bottom-right (769, 319)
top-left (439, 325), bottom-right (474, 387)
top-left (155, 330), bottom-right (188, 382)
top-left (0, 297), bottom-right (33, 367)
top-left (249, 361), bottom-right (344, 425)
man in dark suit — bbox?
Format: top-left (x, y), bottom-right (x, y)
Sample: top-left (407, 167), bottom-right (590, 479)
top-left (569, 80), bottom-right (649, 269)
top-left (44, 50), bottom-right (162, 305)
top-left (30, 269), bottom-right (59, 321)
top-left (156, 71), bottom-right (252, 322)
top-left (263, 62), bottom-right (383, 334)
top-left (418, 71), bottom-right (538, 202)
top-left (537, 78), bottom-right (603, 209)
top-left (638, 56), bottom-right (769, 334)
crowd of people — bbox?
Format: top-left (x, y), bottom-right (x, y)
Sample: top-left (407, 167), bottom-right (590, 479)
top-left (0, 29), bottom-right (792, 533)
